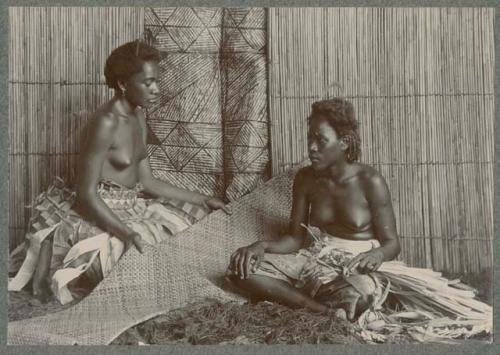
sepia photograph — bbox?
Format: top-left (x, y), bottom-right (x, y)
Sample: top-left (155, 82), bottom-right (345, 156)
top-left (6, 6), bottom-right (494, 345)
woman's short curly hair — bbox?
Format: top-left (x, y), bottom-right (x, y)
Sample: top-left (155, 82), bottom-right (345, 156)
top-left (104, 41), bottom-right (160, 90)
top-left (309, 98), bottom-right (361, 162)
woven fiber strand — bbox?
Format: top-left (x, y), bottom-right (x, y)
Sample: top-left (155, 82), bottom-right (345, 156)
top-left (9, 7), bottom-right (144, 250)
top-left (267, 8), bottom-right (494, 274)
top-left (8, 163), bottom-right (296, 345)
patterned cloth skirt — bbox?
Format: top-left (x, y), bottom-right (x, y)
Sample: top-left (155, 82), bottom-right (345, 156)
top-left (231, 226), bottom-right (493, 342)
top-left (9, 178), bottom-right (208, 305)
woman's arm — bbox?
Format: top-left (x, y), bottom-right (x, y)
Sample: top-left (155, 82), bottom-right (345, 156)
top-left (138, 158), bottom-right (207, 205)
top-left (347, 171), bottom-right (401, 273)
top-left (75, 114), bottom-right (143, 249)
top-left (260, 169), bottom-right (310, 254)
top-left (136, 110), bottom-right (230, 213)
top-left (229, 169), bottom-right (310, 278)
top-left (366, 172), bottom-right (401, 260)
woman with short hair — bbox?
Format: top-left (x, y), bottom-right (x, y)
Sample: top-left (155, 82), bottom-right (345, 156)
top-left (227, 98), bottom-right (491, 340)
top-left (9, 41), bottom-right (230, 305)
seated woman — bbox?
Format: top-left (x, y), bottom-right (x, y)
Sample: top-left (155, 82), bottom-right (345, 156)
top-left (227, 99), bottom-right (491, 338)
top-left (9, 41), bottom-right (230, 305)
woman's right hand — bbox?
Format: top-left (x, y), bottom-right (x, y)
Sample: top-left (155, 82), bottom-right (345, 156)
top-left (129, 233), bottom-right (147, 254)
top-left (229, 242), bottom-right (265, 279)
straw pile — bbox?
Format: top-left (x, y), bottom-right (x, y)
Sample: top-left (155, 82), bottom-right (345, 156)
top-left (267, 8), bottom-right (494, 274)
top-left (111, 300), bottom-right (375, 345)
top-left (110, 298), bottom-right (490, 345)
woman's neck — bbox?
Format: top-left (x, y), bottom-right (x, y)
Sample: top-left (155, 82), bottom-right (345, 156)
top-left (113, 94), bottom-right (136, 117)
top-left (326, 159), bottom-right (351, 183)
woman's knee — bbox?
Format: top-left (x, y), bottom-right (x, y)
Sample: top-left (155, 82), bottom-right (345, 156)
top-left (228, 273), bottom-right (258, 288)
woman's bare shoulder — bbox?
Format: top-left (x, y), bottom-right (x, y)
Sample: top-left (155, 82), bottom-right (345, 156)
top-left (88, 105), bottom-right (119, 133)
top-left (354, 163), bottom-right (391, 197)
top-left (84, 106), bottom-right (119, 147)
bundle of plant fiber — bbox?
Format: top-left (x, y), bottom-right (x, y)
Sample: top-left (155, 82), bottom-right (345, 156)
top-left (112, 299), bottom-right (371, 345)
top-left (111, 299), bottom-right (422, 345)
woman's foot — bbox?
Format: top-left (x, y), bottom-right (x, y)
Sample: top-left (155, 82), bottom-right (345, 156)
top-left (32, 278), bottom-right (52, 304)
top-left (328, 307), bottom-right (348, 320)
top-left (228, 274), bottom-right (329, 313)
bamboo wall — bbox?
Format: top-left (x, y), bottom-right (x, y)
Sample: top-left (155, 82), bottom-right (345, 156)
top-left (268, 8), bottom-right (494, 273)
top-left (9, 7), bottom-right (144, 249)
top-left (9, 7), bottom-right (495, 275)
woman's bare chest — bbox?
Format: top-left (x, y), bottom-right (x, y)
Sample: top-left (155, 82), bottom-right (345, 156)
top-left (107, 119), bottom-right (147, 169)
top-left (308, 180), bottom-right (371, 229)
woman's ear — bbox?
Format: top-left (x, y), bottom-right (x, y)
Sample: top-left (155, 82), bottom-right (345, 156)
top-left (340, 137), bottom-right (349, 151)
top-left (117, 80), bottom-right (127, 95)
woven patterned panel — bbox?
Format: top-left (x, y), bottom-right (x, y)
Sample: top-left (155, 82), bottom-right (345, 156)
top-left (221, 8), bottom-right (269, 200)
top-left (145, 7), bottom-right (269, 200)
top-left (145, 8), bottom-right (225, 197)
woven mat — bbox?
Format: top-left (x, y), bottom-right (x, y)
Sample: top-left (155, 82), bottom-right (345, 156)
top-left (145, 7), bottom-right (269, 201)
top-left (7, 167), bottom-right (296, 345)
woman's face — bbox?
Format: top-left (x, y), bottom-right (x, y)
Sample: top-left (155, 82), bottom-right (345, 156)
top-left (308, 116), bottom-right (346, 171)
top-left (123, 60), bottom-right (160, 108)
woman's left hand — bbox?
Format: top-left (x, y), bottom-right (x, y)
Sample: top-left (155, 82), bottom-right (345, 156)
top-left (346, 249), bottom-right (385, 274)
top-left (204, 197), bottom-right (232, 215)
